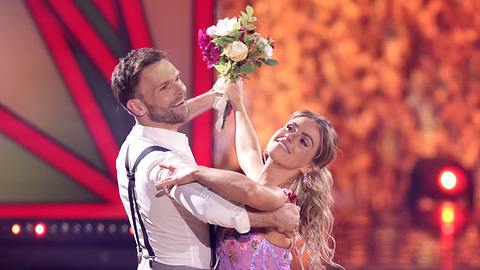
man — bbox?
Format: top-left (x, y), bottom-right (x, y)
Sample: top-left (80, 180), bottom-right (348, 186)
top-left (111, 48), bottom-right (299, 270)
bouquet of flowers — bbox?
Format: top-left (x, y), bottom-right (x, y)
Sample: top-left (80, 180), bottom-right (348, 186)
top-left (198, 5), bottom-right (277, 131)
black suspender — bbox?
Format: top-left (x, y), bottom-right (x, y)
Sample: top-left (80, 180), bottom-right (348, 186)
top-left (125, 144), bottom-right (217, 268)
top-left (125, 145), bottom-right (170, 266)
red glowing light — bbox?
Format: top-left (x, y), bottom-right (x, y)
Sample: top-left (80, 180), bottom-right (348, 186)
top-left (439, 170), bottom-right (457, 191)
top-left (11, 224), bottom-right (21, 235)
top-left (34, 223), bottom-right (46, 237)
top-left (129, 227), bottom-right (134, 236)
top-left (441, 203), bottom-right (455, 224)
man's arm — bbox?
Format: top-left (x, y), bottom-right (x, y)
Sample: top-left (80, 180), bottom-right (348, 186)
top-left (247, 203), bottom-right (300, 238)
top-left (150, 155), bottom-right (251, 233)
top-left (156, 164), bottom-right (287, 211)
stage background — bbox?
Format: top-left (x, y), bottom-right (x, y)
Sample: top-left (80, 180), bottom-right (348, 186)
top-left (1, 0), bottom-right (480, 269)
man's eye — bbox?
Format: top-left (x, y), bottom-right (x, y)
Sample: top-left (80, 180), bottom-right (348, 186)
top-left (175, 76), bottom-right (181, 82)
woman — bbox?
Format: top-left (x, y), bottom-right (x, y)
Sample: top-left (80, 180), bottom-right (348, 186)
top-left (156, 81), bottom-right (341, 269)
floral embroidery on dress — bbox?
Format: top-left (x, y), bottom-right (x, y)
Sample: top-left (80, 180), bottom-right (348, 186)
top-left (216, 189), bottom-right (298, 269)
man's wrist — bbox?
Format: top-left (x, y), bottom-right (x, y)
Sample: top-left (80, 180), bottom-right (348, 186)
top-left (193, 166), bottom-right (205, 184)
top-left (248, 211), bottom-right (277, 228)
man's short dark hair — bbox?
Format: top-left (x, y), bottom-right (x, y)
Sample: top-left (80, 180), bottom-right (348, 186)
top-left (111, 48), bottom-right (167, 110)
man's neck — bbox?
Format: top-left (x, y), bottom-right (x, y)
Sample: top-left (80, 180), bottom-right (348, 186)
top-left (136, 117), bottom-right (179, 132)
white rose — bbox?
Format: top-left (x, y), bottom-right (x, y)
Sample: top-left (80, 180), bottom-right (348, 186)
top-left (215, 17), bottom-right (238, 36)
top-left (224, 41), bottom-right (249, 62)
top-left (264, 44), bottom-right (273, 59)
top-left (261, 38), bottom-right (273, 59)
top-left (206, 25), bottom-right (217, 37)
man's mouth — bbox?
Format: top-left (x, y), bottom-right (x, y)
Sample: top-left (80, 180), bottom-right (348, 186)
top-left (171, 99), bottom-right (186, 108)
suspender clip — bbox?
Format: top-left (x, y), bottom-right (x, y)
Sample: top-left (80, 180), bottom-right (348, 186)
top-left (127, 172), bottom-right (135, 181)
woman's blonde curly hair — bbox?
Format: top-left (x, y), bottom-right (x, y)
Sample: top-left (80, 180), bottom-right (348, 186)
top-left (287, 110), bottom-right (342, 270)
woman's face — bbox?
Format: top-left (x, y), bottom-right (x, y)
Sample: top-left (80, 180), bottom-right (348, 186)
top-left (265, 116), bottom-right (321, 170)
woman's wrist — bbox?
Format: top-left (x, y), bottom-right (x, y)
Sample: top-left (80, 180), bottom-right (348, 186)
top-left (231, 102), bottom-right (246, 113)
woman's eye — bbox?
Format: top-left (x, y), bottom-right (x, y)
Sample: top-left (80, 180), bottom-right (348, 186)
top-left (286, 124), bottom-right (294, 131)
top-left (175, 76), bottom-right (181, 82)
top-left (300, 138), bottom-right (308, 147)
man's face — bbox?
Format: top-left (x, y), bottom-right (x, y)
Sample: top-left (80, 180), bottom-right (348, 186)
top-left (136, 59), bottom-right (188, 124)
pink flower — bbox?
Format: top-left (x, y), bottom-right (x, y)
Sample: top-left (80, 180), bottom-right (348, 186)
top-left (239, 243), bottom-right (248, 251)
top-left (252, 234), bottom-right (263, 243)
top-left (198, 29), bottom-right (221, 68)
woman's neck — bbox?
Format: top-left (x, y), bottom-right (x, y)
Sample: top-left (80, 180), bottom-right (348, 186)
top-left (257, 159), bottom-right (298, 187)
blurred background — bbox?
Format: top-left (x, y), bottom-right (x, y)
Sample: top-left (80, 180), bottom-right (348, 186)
top-left (1, 0), bottom-right (480, 269)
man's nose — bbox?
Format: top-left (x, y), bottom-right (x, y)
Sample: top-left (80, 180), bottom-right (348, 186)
top-left (174, 80), bottom-right (186, 95)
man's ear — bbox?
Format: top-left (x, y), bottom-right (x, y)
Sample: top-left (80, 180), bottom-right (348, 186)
top-left (126, 99), bottom-right (146, 117)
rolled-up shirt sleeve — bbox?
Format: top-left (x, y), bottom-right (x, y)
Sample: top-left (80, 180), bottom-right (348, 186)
top-left (148, 153), bottom-right (251, 233)
top-left (169, 183), bottom-right (250, 233)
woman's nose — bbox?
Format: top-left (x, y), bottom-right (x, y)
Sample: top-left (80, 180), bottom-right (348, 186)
top-left (284, 132), bottom-right (295, 142)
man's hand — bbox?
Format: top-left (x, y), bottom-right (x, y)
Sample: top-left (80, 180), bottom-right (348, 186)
top-left (272, 203), bottom-right (300, 238)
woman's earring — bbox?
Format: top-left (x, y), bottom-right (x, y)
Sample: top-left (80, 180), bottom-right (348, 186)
top-left (302, 173), bottom-right (308, 184)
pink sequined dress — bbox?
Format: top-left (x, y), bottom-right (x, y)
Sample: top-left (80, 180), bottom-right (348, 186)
top-left (216, 189), bottom-right (297, 270)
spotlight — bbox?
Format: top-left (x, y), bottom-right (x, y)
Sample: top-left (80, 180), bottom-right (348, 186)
top-left (84, 223), bottom-right (93, 234)
top-left (34, 223), bottom-right (46, 237)
top-left (96, 223), bottom-right (105, 234)
top-left (25, 223), bottom-right (33, 233)
top-left (61, 222), bottom-right (69, 234)
top-left (11, 224), bottom-right (21, 236)
top-left (438, 201), bottom-right (467, 235)
top-left (73, 224), bottom-right (82, 234)
top-left (120, 224), bottom-right (129, 234)
top-left (49, 224), bottom-right (58, 234)
top-left (408, 158), bottom-right (473, 209)
top-left (409, 158), bottom-right (473, 234)
top-left (108, 224), bottom-right (117, 234)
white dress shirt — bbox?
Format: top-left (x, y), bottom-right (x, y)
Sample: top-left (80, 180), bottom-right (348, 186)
top-left (116, 124), bottom-right (250, 269)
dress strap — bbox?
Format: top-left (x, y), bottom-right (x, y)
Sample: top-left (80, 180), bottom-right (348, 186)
top-left (282, 188), bottom-right (297, 204)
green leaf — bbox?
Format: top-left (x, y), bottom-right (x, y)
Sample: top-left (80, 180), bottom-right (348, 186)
top-left (240, 11), bottom-right (248, 20)
top-left (233, 22), bottom-right (241, 30)
top-left (213, 36), bottom-right (233, 46)
top-left (249, 49), bottom-right (260, 58)
top-left (214, 64), bottom-right (227, 74)
top-left (246, 24), bottom-right (256, 30)
top-left (240, 16), bottom-right (248, 27)
top-left (253, 60), bottom-right (262, 67)
top-left (231, 30), bottom-right (242, 40)
top-left (264, 59), bottom-right (278, 66)
top-left (246, 5), bottom-right (254, 17)
top-left (249, 16), bottom-right (257, 22)
top-left (225, 61), bottom-right (233, 72)
top-left (239, 63), bottom-right (257, 74)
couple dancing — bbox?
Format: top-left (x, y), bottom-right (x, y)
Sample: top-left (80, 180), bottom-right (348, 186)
top-left (111, 48), bottom-right (341, 270)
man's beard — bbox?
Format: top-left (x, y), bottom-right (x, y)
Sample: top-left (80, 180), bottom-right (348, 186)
top-left (145, 103), bottom-right (187, 124)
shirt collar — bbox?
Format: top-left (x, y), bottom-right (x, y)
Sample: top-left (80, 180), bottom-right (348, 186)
top-left (130, 124), bottom-right (190, 151)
